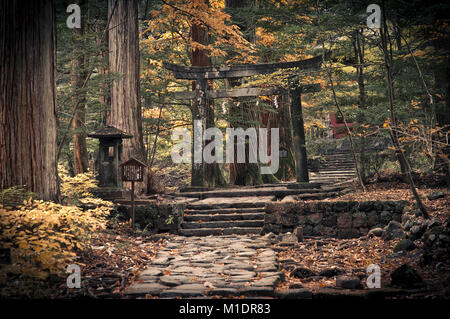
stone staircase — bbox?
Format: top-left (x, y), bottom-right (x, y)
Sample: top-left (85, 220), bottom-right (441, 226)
top-left (176, 183), bottom-right (351, 236)
top-left (309, 150), bottom-right (356, 184)
top-left (179, 196), bottom-right (270, 236)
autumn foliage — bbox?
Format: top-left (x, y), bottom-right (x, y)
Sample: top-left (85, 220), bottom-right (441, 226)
top-left (0, 170), bottom-right (113, 280)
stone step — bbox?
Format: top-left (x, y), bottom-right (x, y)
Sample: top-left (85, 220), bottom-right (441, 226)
top-left (310, 179), bottom-right (354, 184)
top-left (185, 196), bottom-right (275, 208)
top-left (179, 227), bottom-right (262, 236)
top-left (285, 182), bottom-right (322, 189)
top-left (184, 212), bottom-right (265, 222)
top-left (324, 157), bottom-right (352, 161)
top-left (324, 154), bottom-right (353, 157)
top-left (321, 165), bottom-right (355, 169)
top-left (324, 158), bottom-right (353, 162)
top-left (313, 171), bottom-right (355, 174)
top-left (186, 202), bottom-right (268, 210)
top-left (311, 175), bottom-right (354, 179)
top-left (184, 207), bottom-right (265, 214)
top-left (181, 220), bottom-right (264, 229)
top-left (312, 176), bottom-right (355, 180)
top-left (181, 187), bottom-right (344, 199)
top-left (316, 171), bottom-right (355, 175)
top-left (319, 166), bottom-right (355, 170)
top-left (320, 169), bottom-right (355, 172)
top-left (312, 180), bottom-right (354, 184)
top-left (179, 182), bottom-right (291, 193)
top-left (295, 191), bottom-right (344, 200)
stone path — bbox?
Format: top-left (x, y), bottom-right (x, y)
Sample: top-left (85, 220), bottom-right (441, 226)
top-left (125, 234), bottom-right (282, 298)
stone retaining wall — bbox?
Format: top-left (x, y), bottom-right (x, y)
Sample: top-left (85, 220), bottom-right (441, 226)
top-left (263, 200), bottom-right (408, 238)
top-left (117, 202), bottom-right (184, 233)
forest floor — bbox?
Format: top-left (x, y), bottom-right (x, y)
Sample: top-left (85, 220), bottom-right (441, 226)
top-left (276, 234), bottom-right (449, 298)
top-left (1, 176), bottom-right (448, 298)
top-left (273, 176), bottom-right (449, 297)
top-left (0, 221), bottom-right (167, 298)
top-left (76, 179), bottom-right (450, 298)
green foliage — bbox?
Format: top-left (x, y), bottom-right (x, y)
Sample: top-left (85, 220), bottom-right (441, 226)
top-left (0, 186), bottom-right (38, 208)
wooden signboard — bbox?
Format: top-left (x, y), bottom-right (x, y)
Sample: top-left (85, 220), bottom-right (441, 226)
top-left (120, 157), bottom-right (147, 230)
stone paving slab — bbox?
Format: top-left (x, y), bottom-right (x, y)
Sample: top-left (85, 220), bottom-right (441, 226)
top-left (125, 234), bottom-right (281, 298)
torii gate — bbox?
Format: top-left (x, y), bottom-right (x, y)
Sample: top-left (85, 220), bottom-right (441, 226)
top-left (163, 54), bottom-right (326, 186)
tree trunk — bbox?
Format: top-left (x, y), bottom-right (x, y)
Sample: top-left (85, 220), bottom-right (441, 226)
top-left (107, 0), bottom-right (145, 163)
top-left (431, 16), bottom-right (450, 186)
top-left (190, 16), bottom-right (226, 187)
top-left (433, 55), bottom-right (450, 186)
top-left (352, 29), bottom-right (368, 182)
top-left (0, 0), bottom-right (59, 201)
top-left (289, 86), bottom-right (309, 182)
top-left (190, 82), bottom-right (206, 187)
top-left (380, 1), bottom-right (428, 217)
top-left (225, 0), bottom-right (263, 186)
top-left (259, 95), bottom-right (293, 182)
top-left (278, 94), bottom-right (296, 181)
top-left (95, 0), bottom-right (110, 126)
top-left (71, 0), bottom-right (89, 174)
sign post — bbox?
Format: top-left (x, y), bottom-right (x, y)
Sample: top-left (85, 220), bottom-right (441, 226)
top-left (120, 157), bottom-right (147, 231)
top-left (279, 147), bottom-right (288, 181)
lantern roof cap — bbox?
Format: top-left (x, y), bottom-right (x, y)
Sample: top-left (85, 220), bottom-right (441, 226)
top-left (88, 126), bottom-right (133, 139)
top-left (120, 157), bottom-right (147, 167)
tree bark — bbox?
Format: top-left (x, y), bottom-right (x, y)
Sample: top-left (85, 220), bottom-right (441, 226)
top-left (0, 0), bottom-right (59, 201)
top-left (95, 0), bottom-right (110, 126)
top-left (289, 86), bottom-right (309, 182)
top-left (225, 0), bottom-right (263, 186)
top-left (190, 16), bottom-right (226, 187)
top-left (190, 81), bottom-right (206, 187)
top-left (71, 0), bottom-right (89, 174)
top-left (352, 29), bottom-right (368, 182)
top-left (107, 0), bottom-right (145, 164)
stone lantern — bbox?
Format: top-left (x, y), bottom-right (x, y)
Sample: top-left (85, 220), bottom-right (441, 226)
top-left (88, 126), bottom-right (132, 199)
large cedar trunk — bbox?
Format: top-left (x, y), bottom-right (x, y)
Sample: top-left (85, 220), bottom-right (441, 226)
top-left (260, 95), bottom-right (295, 181)
top-left (190, 20), bottom-right (208, 187)
top-left (289, 86), bottom-right (309, 182)
top-left (107, 0), bottom-right (145, 163)
top-left (190, 17), bottom-right (226, 187)
top-left (95, 0), bottom-right (110, 126)
top-left (0, 0), bottom-right (59, 201)
top-left (72, 0), bottom-right (89, 174)
top-left (225, 0), bottom-right (263, 185)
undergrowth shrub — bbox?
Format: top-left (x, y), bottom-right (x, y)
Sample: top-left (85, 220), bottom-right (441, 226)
top-left (0, 169), bottom-right (114, 280)
top-left (0, 186), bottom-right (38, 208)
top-left (0, 199), bottom-right (112, 279)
